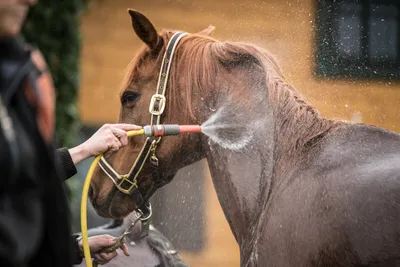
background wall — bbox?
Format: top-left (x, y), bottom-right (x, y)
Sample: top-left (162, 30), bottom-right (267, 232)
top-left (77, 1), bottom-right (400, 266)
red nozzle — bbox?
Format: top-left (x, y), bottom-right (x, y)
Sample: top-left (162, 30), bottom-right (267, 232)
top-left (178, 125), bottom-right (202, 134)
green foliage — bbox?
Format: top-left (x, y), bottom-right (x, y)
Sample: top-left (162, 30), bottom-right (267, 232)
top-left (21, 0), bottom-right (89, 147)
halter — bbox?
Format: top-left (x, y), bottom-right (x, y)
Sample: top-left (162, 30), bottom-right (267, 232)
top-left (98, 32), bottom-right (188, 211)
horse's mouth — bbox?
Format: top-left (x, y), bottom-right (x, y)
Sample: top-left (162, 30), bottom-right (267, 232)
top-left (90, 186), bottom-right (138, 219)
top-left (108, 193), bottom-right (135, 219)
top-left (93, 198), bottom-right (134, 219)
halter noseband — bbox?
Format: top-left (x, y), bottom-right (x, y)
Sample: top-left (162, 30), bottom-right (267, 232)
top-left (98, 32), bottom-right (188, 211)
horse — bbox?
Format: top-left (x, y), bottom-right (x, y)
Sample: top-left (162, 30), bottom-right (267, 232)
top-left (89, 8), bottom-right (400, 267)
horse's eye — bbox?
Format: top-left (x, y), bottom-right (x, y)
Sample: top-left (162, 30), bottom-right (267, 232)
top-left (121, 91), bottom-right (140, 107)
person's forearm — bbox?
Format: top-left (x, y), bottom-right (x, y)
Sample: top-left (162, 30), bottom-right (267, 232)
top-left (56, 148), bottom-right (78, 180)
top-left (68, 144), bottom-right (91, 165)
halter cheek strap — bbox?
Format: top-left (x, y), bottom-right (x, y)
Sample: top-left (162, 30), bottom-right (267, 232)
top-left (98, 32), bottom-right (188, 210)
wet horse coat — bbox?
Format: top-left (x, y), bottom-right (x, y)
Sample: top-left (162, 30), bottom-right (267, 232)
top-left (89, 9), bottom-right (400, 267)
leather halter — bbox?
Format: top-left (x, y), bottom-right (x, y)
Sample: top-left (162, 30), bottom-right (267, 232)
top-left (98, 32), bottom-right (188, 210)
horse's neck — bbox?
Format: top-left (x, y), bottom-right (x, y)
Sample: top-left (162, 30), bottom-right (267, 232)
top-left (203, 119), bottom-right (275, 246)
top-left (200, 95), bottom-right (334, 248)
top-left (191, 53), bottom-right (336, 246)
top-left (203, 115), bottom-right (333, 250)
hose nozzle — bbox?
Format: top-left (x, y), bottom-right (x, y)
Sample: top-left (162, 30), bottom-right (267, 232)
top-left (143, 124), bottom-right (201, 137)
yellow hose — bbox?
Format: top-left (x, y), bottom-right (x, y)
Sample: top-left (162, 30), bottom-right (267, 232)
top-left (80, 129), bottom-right (145, 267)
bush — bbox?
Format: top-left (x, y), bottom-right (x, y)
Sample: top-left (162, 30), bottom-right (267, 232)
top-left (22, 0), bottom-right (89, 148)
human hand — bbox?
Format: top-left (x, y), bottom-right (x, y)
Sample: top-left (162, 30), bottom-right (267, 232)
top-left (69, 123), bottom-right (142, 164)
top-left (83, 123), bottom-right (142, 156)
top-left (79, 234), bottom-right (130, 265)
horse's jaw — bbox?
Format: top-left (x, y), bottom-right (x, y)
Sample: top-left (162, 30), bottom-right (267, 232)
top-left (90, 187), bottom-right (136, 219)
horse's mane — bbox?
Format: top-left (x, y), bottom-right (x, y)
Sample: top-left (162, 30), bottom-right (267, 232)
top-left (122, 30), bottom-right (340, 153)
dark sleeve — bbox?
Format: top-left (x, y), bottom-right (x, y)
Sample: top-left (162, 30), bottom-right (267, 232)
top-left (70, 234), bottom-right (83, 265)
top-left (56, 147), bottom-right (77, 180)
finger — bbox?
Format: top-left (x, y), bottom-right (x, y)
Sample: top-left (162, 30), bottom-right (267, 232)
top-left (100, 235), bottom-right (118, 246)
top-left (93, 254), bottom-right (106, 265)
top-left (100, 234), bottom-right (114, 239)
top-left (109, 127), bottom-right (129, 146)
top-left (109, 127), bottom-right (127, 138)
top-left (108, 138), bottom-right (122, 152)
top-left (120, 242), bottom-right (130, 256)
top-left (104, 132), bottom-right (119, 148)
top-left (111, 123), bottom-right (143, 131)
top-left (92, 234), bottom-right (117, 247)
top-left (100, 251), bottom-right (118, 263)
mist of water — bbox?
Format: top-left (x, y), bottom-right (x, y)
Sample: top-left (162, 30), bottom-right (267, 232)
top-left (200, 106), bottom-right (262, 151)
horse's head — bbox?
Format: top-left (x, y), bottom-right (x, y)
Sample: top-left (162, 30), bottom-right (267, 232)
top-left (89, 9), bottom-right (216, 218)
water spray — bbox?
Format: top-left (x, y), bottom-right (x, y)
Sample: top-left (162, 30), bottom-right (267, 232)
top-left (80, 124), bottom-right (202, 267)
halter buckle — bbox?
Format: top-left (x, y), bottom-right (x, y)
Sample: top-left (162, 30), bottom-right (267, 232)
top-left (119, 174), bottom-right (129, 180)
top-left (149, 94), bottom-right (166, 115)
top-left (116, 175), bottom-right (138, 194)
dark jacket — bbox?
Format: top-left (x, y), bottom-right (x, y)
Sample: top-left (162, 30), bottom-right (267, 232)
top-left (0, 36), bottom-right (82, 267)
top-left (57, 147), bottom-right (78, 181)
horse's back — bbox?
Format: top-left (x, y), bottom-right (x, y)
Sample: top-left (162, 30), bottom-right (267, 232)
top-left (310, 123), bottom-right (400, 266)
top-left (257, 124), bottom-right (400, 267)
top-left (316, 123), bottom-right (400, 181)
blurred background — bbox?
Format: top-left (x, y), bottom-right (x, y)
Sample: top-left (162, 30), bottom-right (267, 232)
top-left (22, 0), bottom-right (399, 266)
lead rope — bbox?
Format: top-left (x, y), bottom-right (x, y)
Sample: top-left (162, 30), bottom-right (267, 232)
top-left (89, 205), bottom-right (152, 267)
top-left (91, 216), bottom-right (140, 267)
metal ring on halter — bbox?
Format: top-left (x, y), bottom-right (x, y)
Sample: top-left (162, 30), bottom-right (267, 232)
top-left (137, 202), bottom-right (152, 221)
top-left (149, 94), bottom-right (166, 115)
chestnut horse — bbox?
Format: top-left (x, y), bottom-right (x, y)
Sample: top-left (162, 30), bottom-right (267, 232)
top-left (89, 9), bottom-right (400, 267)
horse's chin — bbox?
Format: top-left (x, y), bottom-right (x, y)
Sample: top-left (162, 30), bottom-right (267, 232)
top-left (100, 192), bottom-right (134, 219)
top-left (108, 200), bottom-right (134, 219)
top-left (91, 191), bottom-right (135, 219)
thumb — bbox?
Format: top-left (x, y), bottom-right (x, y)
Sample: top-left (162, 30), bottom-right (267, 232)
top-left (120, 243), bottom-right (130, 256)
top-left (92, 236), bottom-right (116, 252)
top-left (103, 237), bottom-right (117, 247)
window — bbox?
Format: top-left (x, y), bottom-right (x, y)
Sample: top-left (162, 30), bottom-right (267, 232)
top-left (315, 0), bottom-right (400, 80)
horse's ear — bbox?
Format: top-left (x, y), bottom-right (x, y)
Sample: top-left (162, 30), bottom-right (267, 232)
top-left (197, 25), bottom-right (216, 36)
top-left (128, 9), bottom-right (161, 51)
